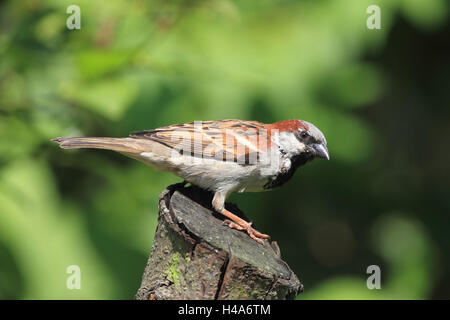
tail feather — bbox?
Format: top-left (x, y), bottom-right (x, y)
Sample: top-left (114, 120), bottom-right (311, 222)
top-left (51, 137), bottom-right (149, 153)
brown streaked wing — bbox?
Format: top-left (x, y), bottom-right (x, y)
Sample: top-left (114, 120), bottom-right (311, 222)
top-left (130, 120), bottom-right (269, 164)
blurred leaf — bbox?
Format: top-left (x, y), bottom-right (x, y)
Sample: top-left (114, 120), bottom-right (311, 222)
top-left (76, 50), bottom-right (132, 79)
top-left (34, 13), bottom-right (65, 45)
top-left (318, 63), bottom-right (383, 108)
top-left (0, 116), bottom-right (41, 161)
top-left (0, 159), bottom-right (117, 299)
top-left (300, 277), bottom-right (385, 300)
top-left (372, 214), bottom-right (436, 299)
top-left (62, 76), bottom-right (139, 120)
top-left (400, 0), bottom-right (448, 30)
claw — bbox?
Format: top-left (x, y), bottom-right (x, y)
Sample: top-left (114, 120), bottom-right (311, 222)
top-left (223, 219), bottom-right (270, 245)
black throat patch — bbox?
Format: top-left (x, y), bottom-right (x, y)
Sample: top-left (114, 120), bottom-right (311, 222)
top-left (263, 153), bottom-right (314, 190)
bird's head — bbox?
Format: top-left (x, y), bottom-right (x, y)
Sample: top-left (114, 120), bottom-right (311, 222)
top-left (269, 119), bottom-right (329, 161)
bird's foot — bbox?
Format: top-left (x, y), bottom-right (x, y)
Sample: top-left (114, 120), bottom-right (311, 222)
top-left (223, 219), bottom-right (270, 245)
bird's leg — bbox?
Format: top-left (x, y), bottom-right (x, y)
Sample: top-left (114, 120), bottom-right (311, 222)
top-left (221, 209), bottom-right (270, 244)
top-left (212, 192), bottom-right (270, 244)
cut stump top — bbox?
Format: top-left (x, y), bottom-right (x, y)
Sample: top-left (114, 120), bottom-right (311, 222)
top-left (136, 183), bottom-right (302, 300)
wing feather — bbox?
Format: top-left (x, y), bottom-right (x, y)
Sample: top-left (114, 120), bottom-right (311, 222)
top-left (130, 120), bottom-right (269, 164)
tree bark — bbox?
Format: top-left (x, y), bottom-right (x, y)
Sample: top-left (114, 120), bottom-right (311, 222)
top-left (135, 183), bottom-right (303, 300)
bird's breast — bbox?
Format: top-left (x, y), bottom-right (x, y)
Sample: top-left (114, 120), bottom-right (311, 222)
top-left (263, 153), bottom-right (313, 190)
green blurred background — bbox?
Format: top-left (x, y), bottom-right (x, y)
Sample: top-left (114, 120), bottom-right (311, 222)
top-left (0, 0), bottom-right (449, 299)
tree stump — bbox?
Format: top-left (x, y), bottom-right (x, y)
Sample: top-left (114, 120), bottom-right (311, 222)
top-left (135, 183), bottom-right (303, 300)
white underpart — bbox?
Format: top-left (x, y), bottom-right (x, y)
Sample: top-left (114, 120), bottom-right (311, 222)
top-left (277, 131), bottom-right (307, 158)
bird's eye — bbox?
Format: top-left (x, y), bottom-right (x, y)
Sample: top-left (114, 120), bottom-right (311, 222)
top-left (300, 130), bottom-right (308, 138)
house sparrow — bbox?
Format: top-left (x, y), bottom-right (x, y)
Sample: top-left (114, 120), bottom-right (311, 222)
top-left (52, 119), bottom-right (329, 244)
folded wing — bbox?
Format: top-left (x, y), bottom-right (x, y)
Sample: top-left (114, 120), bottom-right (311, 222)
top-left (130, 120), bottom-right (270, 165)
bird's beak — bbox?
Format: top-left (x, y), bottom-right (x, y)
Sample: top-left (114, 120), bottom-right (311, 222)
top-left (312, 143), bottom-right (330, 160)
